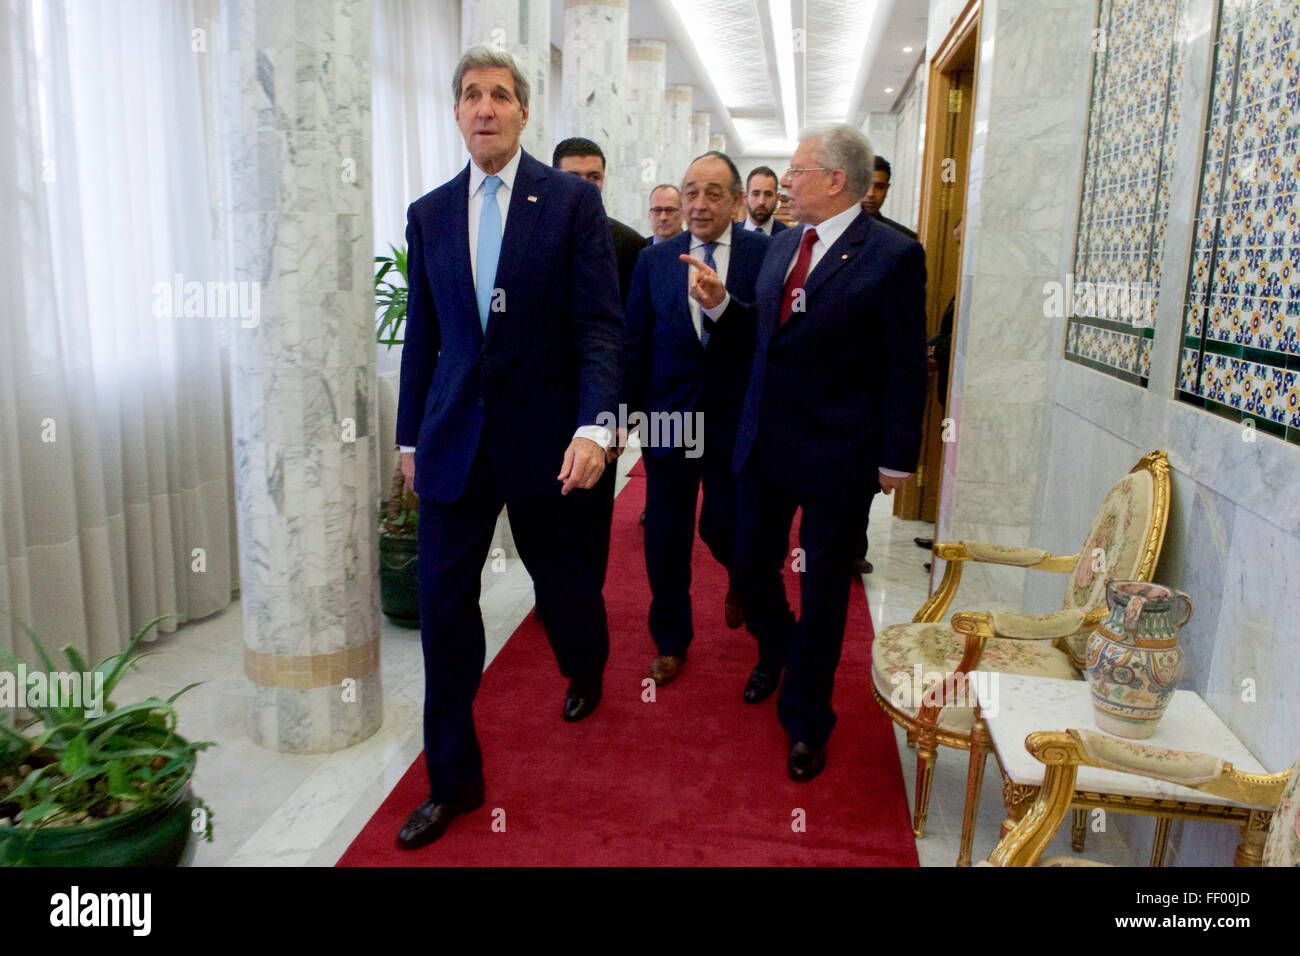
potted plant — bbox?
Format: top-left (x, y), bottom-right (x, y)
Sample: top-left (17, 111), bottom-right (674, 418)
top-left (376, 244), bottom-right (420, 628)
top-left (0, 615), bottom-right (213, 866)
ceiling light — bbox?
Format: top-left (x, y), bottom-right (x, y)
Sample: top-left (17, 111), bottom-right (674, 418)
top-left (768, 0), bottom-right (799, 140)
top-left (902, 46), bottom-right (913, 53)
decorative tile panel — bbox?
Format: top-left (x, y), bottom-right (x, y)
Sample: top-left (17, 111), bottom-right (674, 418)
top-left (1178, 0), bottom-right (1300, 444)
top-left (1066, 0), bottom-right (1188, 385)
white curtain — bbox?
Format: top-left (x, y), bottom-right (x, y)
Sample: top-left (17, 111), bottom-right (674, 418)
top-left (371, 0), bottom-right (464, 276)
top-left (370, 0), bottom-right (463, 491)
top-left (0, 0), bottom-right (235, 662)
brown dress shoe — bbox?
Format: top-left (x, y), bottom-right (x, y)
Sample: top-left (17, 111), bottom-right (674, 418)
top-left (724, 588), bottom-right (745, 629)
top-left (648, 655), bottom-right (684, 685)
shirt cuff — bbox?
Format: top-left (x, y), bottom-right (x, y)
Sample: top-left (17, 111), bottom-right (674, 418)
top-left (879, 467), bottom-right (912, 479)
top-left (702, 292), bottom-right (731, 321)
top-left (398, 445), bottom-right (415, 453)
top-left (574, 425), bottom-right (612, 450)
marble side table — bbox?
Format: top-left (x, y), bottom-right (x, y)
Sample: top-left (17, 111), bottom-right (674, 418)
top-left (957, 673), bottom-right (1273, 866)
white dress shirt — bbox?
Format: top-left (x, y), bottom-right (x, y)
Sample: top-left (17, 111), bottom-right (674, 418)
top-left (782, 201), bottom-right (863, 281)
top-left (743, 215), bottom-right (774, 236)
top-left (398, 146), bottom-right (611, 453)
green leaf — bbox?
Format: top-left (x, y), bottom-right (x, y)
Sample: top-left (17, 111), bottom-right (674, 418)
top-left (166, 682), bottom-right (203, 704)
top-left (106, 760), bottom-right (131, 795)
top-left (5, 765), bottom-right (49, 801)
top-left (59, 733), bottom-right (89, 775)
top-left (19, 799), bottom-right (60, 825)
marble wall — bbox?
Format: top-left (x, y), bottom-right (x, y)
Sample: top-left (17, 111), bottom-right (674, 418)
top-left (227, 0), bottom-right (382, 752)
top-left (1017, 0), bottom-right (1300, 866)
top-left (661, 85), bottom-right (694, 192)
top-left (617, 39), bottom-right (666, 229)
top-left (690, 111), bottom-right (710, 160)
top-left (559, 0), bottom-right (629, 216)
top-left (933, 0), bottom-right (1096, 607)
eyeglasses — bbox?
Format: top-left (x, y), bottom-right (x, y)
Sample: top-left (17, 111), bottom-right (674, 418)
top-left (784, 167), bottom-right (830, 178)
top-left (649, 206), bottom-right (681, 215)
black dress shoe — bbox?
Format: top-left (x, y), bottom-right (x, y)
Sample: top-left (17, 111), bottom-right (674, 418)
top-left (563, 673), bottom-right (602, 722)
top-left (788, 741), bottom-right (827, 782)
top-left (914, 537), bottom-right (934, 550)
top-left (743, 667), bottom-right (780, 704)
top-left (396, 779), bottom-right (485, 849)
top-left (853, 557), bottom-right (874, 575)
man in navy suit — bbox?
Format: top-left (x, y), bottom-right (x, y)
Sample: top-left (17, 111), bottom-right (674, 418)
top-left (394, 46), bottom-right (623, 848)
top-left (623, 151), bottom-right (769, 687)
top-left (696, 125), bottom-right (926, 782)
top-left (742, 166), bottom-right (790, 236)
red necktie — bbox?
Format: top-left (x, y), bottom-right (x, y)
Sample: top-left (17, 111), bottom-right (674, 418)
top-left (780, 227), bottom-right (819, 324)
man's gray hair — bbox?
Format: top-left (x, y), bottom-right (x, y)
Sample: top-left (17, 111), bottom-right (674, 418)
top-left (452, 45), bottom-right (530, 110)
top-left (800, 124), bottom-right (874, 197)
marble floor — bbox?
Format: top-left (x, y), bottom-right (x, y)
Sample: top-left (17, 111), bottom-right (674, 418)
top-left (113, 445), bottom-right (1149, 867)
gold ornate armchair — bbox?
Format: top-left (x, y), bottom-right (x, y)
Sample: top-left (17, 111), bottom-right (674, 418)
top-left (870, 450), bottom-right (1171, 837)
top-left (985, 729), bottom-right (1297, 866)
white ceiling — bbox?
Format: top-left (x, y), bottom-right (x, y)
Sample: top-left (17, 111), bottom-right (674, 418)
top-left (549, 0), bottom-right (930, 158)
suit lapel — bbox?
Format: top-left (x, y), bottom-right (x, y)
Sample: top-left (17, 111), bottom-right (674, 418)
top-left (484, 151), bottom-right (546, 349)
top-left (760, 226), bottom-right (799, 340)
top-left (779, 210), bottom-right (875, 332)
top-left (446, 164), bottom-right (482, 346)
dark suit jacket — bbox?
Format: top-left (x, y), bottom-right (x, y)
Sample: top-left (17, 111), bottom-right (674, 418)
top-left (876, 212), bottom-right (918, 240)
top-left (732, 210), bottom-right (927, 498)
top-left (396, 149), bottom-right (624, 503)
top-left (609, 217), bottom-right (646, 308)
top-left (623, 221), bottom-right (769, 458)
top-left (744, 218), bottom-right (789, 236)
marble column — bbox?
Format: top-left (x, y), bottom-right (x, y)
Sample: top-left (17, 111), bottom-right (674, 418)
top-left (617, 39), bottom-right (666, 228)
top-left (708, 132), bottom-right (725, 153)
top-left (559, 0), bottom-right (629, 215)
top-left (462, 0), bottom-right (551, 159)
top-left (227, 0), bottom-right (382, 752)
top-left (661, 84), bottom-right (694, 190)
top-left (691, 111), bottom-right (710, 159)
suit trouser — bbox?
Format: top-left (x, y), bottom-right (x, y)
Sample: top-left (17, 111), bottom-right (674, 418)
top-left (642, 443), bottom-right (740, 657)
top-left (736, 455), bottom-right (864, 747)
top-left (853, 491), bottom-right (877, 561)
top-left (416, 443), bottom-right (609, 802)
top-left (590, 460), bottom-right (616, 587)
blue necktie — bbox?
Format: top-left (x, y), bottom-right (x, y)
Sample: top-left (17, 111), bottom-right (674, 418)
top-left (476, 175), bottom-right (503, 332)
top-left (698, 241), bottom-right (717, 348)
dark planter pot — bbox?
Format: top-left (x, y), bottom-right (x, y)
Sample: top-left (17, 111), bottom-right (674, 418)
top-left (380, 531), bottom-right (420, 628)
top-left (0, 736), bottom-right (198, 867)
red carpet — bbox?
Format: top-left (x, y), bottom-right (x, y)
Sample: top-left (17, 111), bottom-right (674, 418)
top-left (338, 458), bottom-right (918, 866)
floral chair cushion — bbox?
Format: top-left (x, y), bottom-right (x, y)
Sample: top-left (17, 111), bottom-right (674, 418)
top-left (872, 622), bottom-right (1080, 733)
top-left (1064, 470), bottom-right (1155, 612)
top-left (1263, 760), bottom-right (1300, 867)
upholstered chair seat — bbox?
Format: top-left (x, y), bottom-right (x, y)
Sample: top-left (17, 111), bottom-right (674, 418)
top-left (870, 451), bottom-right (1171, 838)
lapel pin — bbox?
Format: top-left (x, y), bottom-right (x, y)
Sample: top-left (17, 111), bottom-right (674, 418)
top-left (527, 195), bottom-right (538, 202)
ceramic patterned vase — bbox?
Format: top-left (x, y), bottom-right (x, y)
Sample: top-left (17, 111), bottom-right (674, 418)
top-left (1085, 580), bottom-right (1192, 739)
